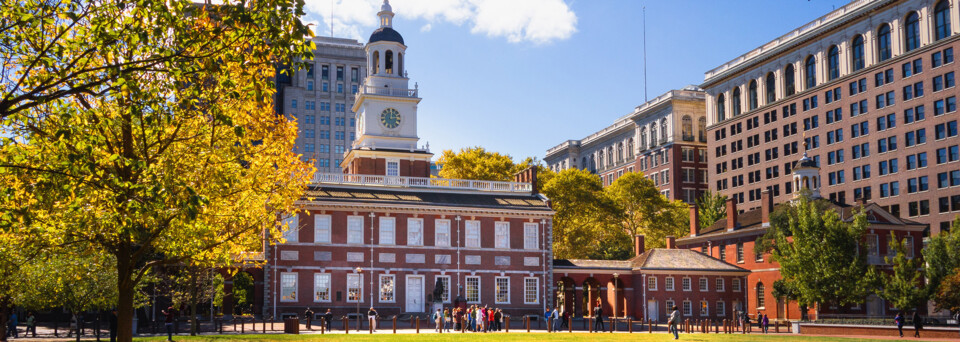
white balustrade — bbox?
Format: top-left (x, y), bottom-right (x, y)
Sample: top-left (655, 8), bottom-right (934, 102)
top-left (310, 172), bottom-right (533, 193)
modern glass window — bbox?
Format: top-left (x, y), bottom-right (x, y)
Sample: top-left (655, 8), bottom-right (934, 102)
top-left (407, 218), bottom-right (423, 246)
top-left (852, 35), bottom-right (865, 71)
top-left (347, 216), bottom-right (363, 244)
top-left (379, 274), bottom-right (395, 302)
top-left (805, 55), bottom-right (817, 89)
top-left (314, 215), bottom-right (331, 244)
top-left (749, 80), bottom-right (758, 110)
top-left (495, 277), bottom-right (510, 304)
top-left (905, 13), bottom-right (920, 52)
top-left (785, 64), bottom-right (796, 96)
top-left (935, 0), bottom-right (952, 41)
top-left (878, 24), bottom-right (892, 62)
top-left (379, 217), bottom-right (396, 245)
top-left (280, 272), bottom-right (298, 302)
top-left (766, 72), bottom-right (776, 103)
top-left (465, 276), bottom-right (480, 303)
top-left (465, 220), bottom-right (480, 248)
top-left (828, 45), bottom-right (840, 80)
top-left (717, 93), bottom-right (726, 121)
top-left (523, 223), bottom-right (539, 250)
top-left (435, 219), bottom-right (451, 247)
top-left (524, 278), bottom-right (539, 304)
top-left (494, 221), bottom-right (509, 249)
top-left (314, 273), bottom-right (331, 302)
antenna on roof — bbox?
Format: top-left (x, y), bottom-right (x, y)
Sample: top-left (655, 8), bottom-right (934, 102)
top-left (643, 5), bottom-right (648, 103)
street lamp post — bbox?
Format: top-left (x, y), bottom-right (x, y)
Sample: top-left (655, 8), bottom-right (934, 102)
top-left (355, 267), bottom-right (363, 332)
top-left (613, 273), bottom-right (619, 320)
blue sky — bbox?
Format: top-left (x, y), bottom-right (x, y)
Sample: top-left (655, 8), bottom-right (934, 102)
top-left (306, 0), bottom-right (851, 162)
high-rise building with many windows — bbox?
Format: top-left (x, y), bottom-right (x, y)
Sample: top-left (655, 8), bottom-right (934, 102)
top-left (702, 0), bottom-right (960, 235)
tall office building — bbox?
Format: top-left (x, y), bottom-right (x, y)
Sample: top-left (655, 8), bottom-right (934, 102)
top-left (703, 0), bottom-right (960, 235)
top-left (277, 36), bottom-right (367, 172)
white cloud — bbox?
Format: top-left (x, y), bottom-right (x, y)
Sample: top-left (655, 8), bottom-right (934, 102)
top-left (303, 0), bottom-right (577, 45)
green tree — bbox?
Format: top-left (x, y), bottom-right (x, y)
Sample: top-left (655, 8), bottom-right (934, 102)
top-left (932, 269), bottom-right (960, 313)
top-left (696, 190), bottom-right (727, 230)
top-left (232, 272), bottom-right (255, 315)
top-left (877, 232), bottom-right (926, 311)
top-left (605, 172), bottom-right (689, 248)
top-left (541, 169), bottom-right (625, 259)
top-left (760, 196), bottom-right (879, 316)
top-left (923, 217), bottom-right (960, 303)
top-left (0, 2), bottom-right (315, 341)
top-left (435, 147), bottom-right (554, 192)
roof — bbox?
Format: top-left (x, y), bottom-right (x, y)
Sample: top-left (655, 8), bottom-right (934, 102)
top-left (553, 259), bottom-right (631, 270)
top-left (302, 185), bottom-right (551, 212)
top-left (794, 154), bottom-right (819, 169)
top-left (628, 248), bottom-right (747, 273)
top-left (369, 27), bottom-right (404, 45)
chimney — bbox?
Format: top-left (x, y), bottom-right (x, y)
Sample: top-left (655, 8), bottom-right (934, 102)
top-left (514, 166), bottom-right (538, 194)
top-left (761, 189), bottom-right (773, 227)
top-left (665, 236), bottom-right (676, 249)
top-left (634, 235), bottom-right (645, 256)
top-left (726, 198), bottom-right (738, 232)
top-left (689, 205), bottom-right (700, 237)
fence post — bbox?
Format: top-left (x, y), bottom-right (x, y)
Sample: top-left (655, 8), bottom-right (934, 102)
top-left (587, 317), bottom-right (592, 333)
top-left (505, 316), bottom-right (510, 333)
top-left (628, 318), bottom-right (633, 333)
top-left (393, 316), bottom-right (397, 334)
top-left (415, 317), bottom-right (420, 334)
top-left (344, 317), bottom-right (349, 334)
top-left (320, 318), bottom-right (324, 334)
top-left (648, 318), bottom-right (652, 333)
top-left (526, 316), bottom-right (531, 333)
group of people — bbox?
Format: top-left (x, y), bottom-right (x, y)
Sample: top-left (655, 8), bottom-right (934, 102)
top-left (446, 305), bottom-right (505, 332)
top-left (545, 306), bottom-right (574, 332)
top-left (301, 308), bottom-right (334, 331)
top-left (5, 311), bottom-right (37, 338)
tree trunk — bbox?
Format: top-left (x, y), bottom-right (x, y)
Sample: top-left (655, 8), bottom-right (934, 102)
top-left (0, 302), bottom-right (9, 342)
top-left (115, 249), bottom-right (136, 342)
top-left (75, 312), bottom-right (81, 342)
top-left (190, 269), bottom-right (199, 336)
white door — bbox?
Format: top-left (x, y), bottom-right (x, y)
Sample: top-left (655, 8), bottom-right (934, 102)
top-left (406, 275), bottom-right (424, 313)
top-left (647, 300), bottom-right (658, 322)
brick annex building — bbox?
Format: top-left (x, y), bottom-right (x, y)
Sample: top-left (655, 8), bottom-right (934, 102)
top-left (703, 0), bottom-right (960, 236)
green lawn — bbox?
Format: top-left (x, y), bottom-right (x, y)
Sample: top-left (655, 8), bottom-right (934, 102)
top-left (130, 333), bottom-right (938, 342)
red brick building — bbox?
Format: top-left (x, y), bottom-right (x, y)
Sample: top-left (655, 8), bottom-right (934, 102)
top-left (553, 235), bottom-right (749, 323)
top-left (677, 154), bottom-right (926, 321)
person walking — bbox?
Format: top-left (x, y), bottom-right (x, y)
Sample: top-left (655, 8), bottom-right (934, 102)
top-left (667, 305), bottom-right (680, 340)
top-left (8, 310), bottom-right (18, 338)
top-left (109, 309), bottom-right (118, 342)
top-left (162, 306), bottom-right (175, 342)
top-left (324, 309), bottom-right (333, 331)
top-left (25, 312), bottom-right (36, 338)
top-left (487, 307), bottom-right (494, 332)
top-left (560, 310), bottom-right (569, 330)
top-left (443, 309), bottom-right (451, 332)
top-left (432, 308), bottom-right (442, 332)
top-left (496, 309), bottom-right (503, 331)
top-left (894, 312), bottom-right (904, 337)
top-left (912, 311), bottom-right (923, 338)
top-left (954, 311), bottom-right (959, 337)
top-left (551, 307), bottom-right (560, 332)
top-left (761, 314), bottom-right (769, 334)
top-left (304, 308), bottom-right (314, 330)
top-left (367, 307), bottom-right (378, 332)
top-left (593, 302), bottom-right (605, 332)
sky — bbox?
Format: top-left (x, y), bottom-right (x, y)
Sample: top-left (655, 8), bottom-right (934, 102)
top-left (303, 0), bottom-right (851, 162)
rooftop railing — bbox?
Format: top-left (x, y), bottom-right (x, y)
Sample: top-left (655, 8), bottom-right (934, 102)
top-left (310, 172), bottom-right (533, 194)
top-left (359, 85), bottom-right (418, 98)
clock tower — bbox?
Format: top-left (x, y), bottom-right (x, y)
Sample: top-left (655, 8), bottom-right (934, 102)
top-left (342, 0), bottom-right (432, 177)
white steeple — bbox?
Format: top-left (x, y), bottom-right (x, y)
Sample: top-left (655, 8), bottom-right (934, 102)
top-left (378, 0), bottom-right (394, 28)
top-left (792, 150), bottom-right (821, 199)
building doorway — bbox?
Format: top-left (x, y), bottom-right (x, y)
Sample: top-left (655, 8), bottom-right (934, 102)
top-left (647, 300), bottom-right (658, 322)
top-left (406, 275), bottom-right (424, 313)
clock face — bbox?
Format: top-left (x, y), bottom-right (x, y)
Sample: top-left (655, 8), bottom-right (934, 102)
top-left (380, 108), bottom-right (401, 129)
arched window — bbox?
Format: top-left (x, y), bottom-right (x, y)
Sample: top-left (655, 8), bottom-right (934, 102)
top-left (698, 117), bottom-right (707, 142)
top-left (627, 138), bottom-right (634, 157)
top-left (748, 80), bottom-right (758, 110)
top-left (597, 152), bottom-right (603, 169)
top-left (904, 12), bottom-right (920, 52)
top-left (732, 87), bottom-right (742, 116)
top-left (935, 1), bottom-right (952, 41)
top-left (756, 282), bottom-right (766, 308)
top-left (397, 52), bottom-right (404, 76)
top-left (617, 143), bottom-right (624, 163)
top-left (607, 148), bottom-right (613, 167)
top-left (385, 50), bottom-right (394, 74)
top-left (765, 72), bottom-right (776, 103)
top-left (851, 35), bottom-right (865, 71)
top-left (650, 124), bottom-right (658, 146)
top-left (581, 157), bottom-right (587, 170)
top-left (660, 119), bottom-right (668, 142)
top-left (373, 51), bottom-right (380, 74)
top-left (827, 45), bottom-right (840, 81)
top-left (717, 94), bottom-right (726, 121)
top-left (639, 128), bottom-right (647, 150)
top-left (878, 24), bottom-right (892, 62)
top-left (682, 115), bottom-right (693, 140)
top-left (784, 64), bottom-right (796, 96)
top-left (804, 55), bottom-right (816, 89)
top-left (589, 155), bottom-right (595, 172)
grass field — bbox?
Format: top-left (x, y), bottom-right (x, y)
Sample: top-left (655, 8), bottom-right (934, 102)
top-left (130, 333), bottom-right (943, 342)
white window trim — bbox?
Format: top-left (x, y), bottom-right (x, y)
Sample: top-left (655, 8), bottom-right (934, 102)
top-left (379, 216), bottom-right (396, 245)
top-left (436, 275), bottom-right (451, 303)
top-left (665, 277), bottom-right (675, 291)
top-left (280, 272), bottom-right (298, 302)
top-left (495, 221), bottom-right (510, 249)
top-left (699, 277), bottom-right (709, 292)
top-left (648, 276), bottom-right (658, 291)
top-left (435, 219), bottom-right (451, 247)
top-left (716, 301), bottom-right (726, 317)
top-left (347, 215), bottom-right (364, 245)
top-left (407, 217), bottom-right (424, 246)
top-left (314, 273), bottom-right (331, 303)
top-left (386, 158), bottom-right (400, 176)
top-left (465, 220), bottom-right (481, 248)
top-left (495, 276), bottom-right (511, 304)
top-left (524, 277), bottom-right (540, 304)
top-left (379, 274), bottom-right (396, 303)
top-left (314, 215), bottom-right (331, 244)
top-left (465, 276), bottom-right (481, 303)
top-left (716, 278), bottom-right (725, 292)
top-left (523, 223), bottom-right (539, 250)
top-left (683, 300), bottom-right (693, 316)
top-left (346, 273), bottom-right (364, 303)
top-left (700, 300), bottom-right (710, 317)
top-left (682, 277), bottom-right (692, 291)
top-left (732, 278), bottom-right (742, 292)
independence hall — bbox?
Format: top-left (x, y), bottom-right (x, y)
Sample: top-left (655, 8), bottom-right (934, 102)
top-left (703, 0), bottom-right (960, 236)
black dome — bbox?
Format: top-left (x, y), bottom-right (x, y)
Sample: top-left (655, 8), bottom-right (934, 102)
top-left (369, 27), bottom-right (404, 45)
top-left (795, 157), bottom-right (819, 169)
